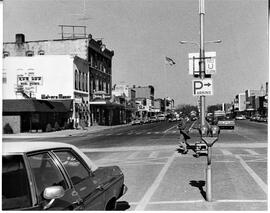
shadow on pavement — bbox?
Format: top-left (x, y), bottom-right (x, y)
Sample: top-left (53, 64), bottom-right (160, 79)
top-left (189, 180), bottom-right (206, 200)
top-left (115, 201), bottom-right (130, 211)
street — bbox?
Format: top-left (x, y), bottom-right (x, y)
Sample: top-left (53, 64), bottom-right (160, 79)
top-left (4, 119), bottom-right (267, 211)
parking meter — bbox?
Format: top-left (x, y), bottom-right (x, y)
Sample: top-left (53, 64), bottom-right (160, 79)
top-left (210, 125), bottom-right (220, 138)
top-left (200, 124), bottom-right (209, 137)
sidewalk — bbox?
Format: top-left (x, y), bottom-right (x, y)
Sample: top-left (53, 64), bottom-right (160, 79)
top-left (2, 124), bottom-right (130, 139)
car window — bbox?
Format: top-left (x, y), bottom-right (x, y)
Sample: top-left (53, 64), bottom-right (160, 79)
top-left (27, 153), bottom-right (68, 202)
top-left (2, 155), bottom-right (32, 210)
top-left (53, 151), bottom-right (90, 185)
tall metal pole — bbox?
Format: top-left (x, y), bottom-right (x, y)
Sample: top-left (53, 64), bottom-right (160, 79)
top-left (199, 0), bottom-right (206, 127)
top-left (199, 0), bottom-right (212, 202)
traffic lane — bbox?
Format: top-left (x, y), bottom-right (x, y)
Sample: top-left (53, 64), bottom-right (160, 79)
top-left (235, 120), bottom-right (267, 142)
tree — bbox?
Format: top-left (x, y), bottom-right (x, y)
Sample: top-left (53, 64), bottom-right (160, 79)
top-left (207, 104), bottom-right (222, 114)
top-left (175, 104), bottom-right (198, 117)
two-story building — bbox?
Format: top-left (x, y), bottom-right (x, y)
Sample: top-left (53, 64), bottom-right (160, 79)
top-left (3, 32), bottom-right (122, 132)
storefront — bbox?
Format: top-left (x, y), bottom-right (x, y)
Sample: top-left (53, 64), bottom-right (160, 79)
top-left (90, 100), bottom-right (125, 126)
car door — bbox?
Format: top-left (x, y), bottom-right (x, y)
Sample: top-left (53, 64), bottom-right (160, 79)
top-left (27, 151), bottom-right (83, 210)
top-left (53, 149), bottom-right (106, 210)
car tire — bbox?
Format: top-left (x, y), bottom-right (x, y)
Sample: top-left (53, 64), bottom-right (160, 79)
top-left (106, 198), bottom-right (117, 211)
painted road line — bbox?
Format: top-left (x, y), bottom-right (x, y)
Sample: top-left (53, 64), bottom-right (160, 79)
top-left (134, 199), bottom-right (268, 205)
top-left (235, 155), bottom-right (267, 194)
top-left (244, 149), bottom-right (259, 155)
top-left (116, 133), bottom-right (123, 136)
top-left (216, 143), bottom-right (267, 148)
top-left (127, 151), bottom-right (140, 160)
top-left (135, 152), bottom-right (178, 211)
top-left (80, 143), bottom-right (267, 153)
top-left (148, 151), bottom-right (159, 158)
top-left (147, 132), bottom-right (152, 134)
top-left (163, 125), bottom-right (177, 133)
top-left (220, 149), bottom-right (233, 155)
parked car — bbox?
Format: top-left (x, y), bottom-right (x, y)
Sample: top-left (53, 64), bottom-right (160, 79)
top-left (142, 117), bottom-right (150, 124)
top-left (149, 116), bottom-right (158, 123)
top-left (2, 142), bottom-right (127, 210)
top-left (131, 118), bottom-right (142, 125)
top-left (257, 116), bottom-right (267, 123)
top-left (216, 116), bottom-right (235, 129)
top-left (157, 114), bottom-right (166, 121)
top-left (250, 115), bottom-right (257, 121)
top-left (235, 115), bottom-right (246, 120)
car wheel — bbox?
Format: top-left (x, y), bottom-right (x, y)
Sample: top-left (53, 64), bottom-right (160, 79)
top-left (106, 198), bottom-right (117, 210)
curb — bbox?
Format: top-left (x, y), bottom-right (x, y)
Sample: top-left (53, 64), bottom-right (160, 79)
top-left (3, 124), bottom-right (131, 139)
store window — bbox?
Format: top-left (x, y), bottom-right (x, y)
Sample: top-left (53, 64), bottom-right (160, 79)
top-left (3, 51), bottom-right (9, 58)
top-left (26, 50), bottom-right (34, 57)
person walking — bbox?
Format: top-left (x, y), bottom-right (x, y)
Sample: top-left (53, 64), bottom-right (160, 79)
top-left (177, 118), bottom-right (190, 154)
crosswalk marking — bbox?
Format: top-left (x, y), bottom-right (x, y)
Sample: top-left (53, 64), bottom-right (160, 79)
top-left (127, 152), bottom-right (140, 160)
top-left (220, 149), bottom-right (233, 155)
top-left (244, 149), bottom-right (259, 155)
top-left (148, 151), bottom-right (159, 158)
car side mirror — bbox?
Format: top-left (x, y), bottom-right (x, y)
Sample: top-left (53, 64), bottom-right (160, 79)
top-left (43, 186), bottom-right (65, 210)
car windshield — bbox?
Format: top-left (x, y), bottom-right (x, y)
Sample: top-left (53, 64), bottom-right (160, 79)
top-left (2, 155), bottom-right (32, 210)
top-left (217, 116), bottom-right (232, 121)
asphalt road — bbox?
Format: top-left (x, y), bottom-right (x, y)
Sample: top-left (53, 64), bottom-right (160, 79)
top-left (3, 120), bottom-right (268, 210)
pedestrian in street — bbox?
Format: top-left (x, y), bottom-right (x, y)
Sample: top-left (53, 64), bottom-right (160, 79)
top-left (177, 118), bottom-right (190, 154)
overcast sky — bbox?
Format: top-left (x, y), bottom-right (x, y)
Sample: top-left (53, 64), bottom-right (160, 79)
top-left (3, 0), bottom-right (268, 106)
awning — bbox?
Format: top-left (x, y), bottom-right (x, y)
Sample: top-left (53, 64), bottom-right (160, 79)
top-left (89, 100), bottom-right (125, 109)
top-left (3, 99), bottom-right (71, 113)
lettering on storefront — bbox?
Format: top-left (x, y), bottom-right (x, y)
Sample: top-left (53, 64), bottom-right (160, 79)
top-left (41, 94), bottom-right (72, 99)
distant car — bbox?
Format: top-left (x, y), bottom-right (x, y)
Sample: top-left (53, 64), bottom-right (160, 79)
top-left (217, 116), bottom-right (235, 129)
top-left (168, 117), bottom-right (177, 122)
top-left (2, 142), bottom-right (127, 210)
top-left (257, 116), bottom-right (267, 123)
top-left (250, 115), bottom-right (256, 121)
top-left (235, 115), bottom-right (246, 120)
top-left (157, 114), bottom-right (166, 121)
top-left (131, 119), bottom-right (142, 125)
top-left (142, 118), bottom-right (150, 124)
top-left (149, 116), bottom-right (158, 123)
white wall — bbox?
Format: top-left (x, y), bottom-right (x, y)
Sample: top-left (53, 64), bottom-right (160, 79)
top-left (239, 93), bottom-right (246, 111)
top-left (3, 55), bottom-right (74, 99)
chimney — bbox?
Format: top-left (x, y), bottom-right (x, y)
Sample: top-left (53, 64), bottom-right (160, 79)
top-left (15, 34), bottom-right (25, 44)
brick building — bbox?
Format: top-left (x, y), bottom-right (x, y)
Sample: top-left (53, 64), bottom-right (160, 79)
top-left (3, 33), bottom-right (123, 131)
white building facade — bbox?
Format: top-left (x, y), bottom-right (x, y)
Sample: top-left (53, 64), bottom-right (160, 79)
top-left (3, 55), bottom-right (90, 126)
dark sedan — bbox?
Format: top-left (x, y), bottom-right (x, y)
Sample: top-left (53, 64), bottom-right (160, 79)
top-left (2, 142), bottom-right (127, 210)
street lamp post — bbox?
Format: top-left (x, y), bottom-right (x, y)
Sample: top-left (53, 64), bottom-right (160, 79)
top-left (179, 0), bottom-right (221, 202)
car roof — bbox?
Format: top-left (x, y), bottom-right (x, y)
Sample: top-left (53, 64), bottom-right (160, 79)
top-left (3, 141), bottom-right (76, 154)
top-left (3, 141), bottom-right (98, 171)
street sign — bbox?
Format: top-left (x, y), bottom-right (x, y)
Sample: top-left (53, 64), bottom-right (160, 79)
top-left (188, 52), bottom-right (216, 75)
top-left (192, 79), bottom-right (213, 96)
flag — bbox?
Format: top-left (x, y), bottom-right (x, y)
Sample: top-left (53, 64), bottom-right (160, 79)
top-left (165, 56), bottom-right (176, 65)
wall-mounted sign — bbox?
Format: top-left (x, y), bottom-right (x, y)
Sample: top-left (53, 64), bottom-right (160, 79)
top-left (17, 72), bottom-right (43, 86)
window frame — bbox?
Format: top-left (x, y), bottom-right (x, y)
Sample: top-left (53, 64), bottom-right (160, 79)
top-left (51, 148), bottom-right (93, 186)
top-left (2, 153), bottom-right (34, 209)
top-left (26, 150), bottom-right (72, 203)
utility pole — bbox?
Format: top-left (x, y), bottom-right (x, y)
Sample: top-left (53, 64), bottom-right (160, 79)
top-left (199, 0), bottom-right (206, 127)
top-left (199, 0), bottom-right (211, 202)
top-left (180, 0), bottom-right (221, 202)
